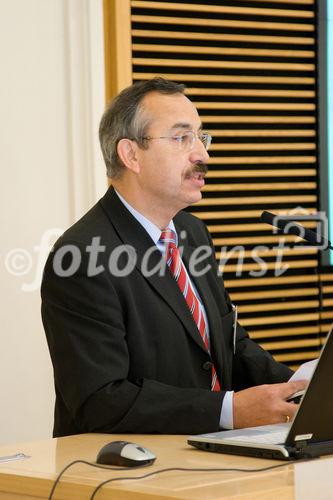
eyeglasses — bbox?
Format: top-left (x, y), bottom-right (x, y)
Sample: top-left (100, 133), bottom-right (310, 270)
top-left (140, 130), bottom-right (212, 152)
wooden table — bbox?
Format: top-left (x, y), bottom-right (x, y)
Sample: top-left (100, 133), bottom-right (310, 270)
top-left (0, 433), bottom-right (332, 499)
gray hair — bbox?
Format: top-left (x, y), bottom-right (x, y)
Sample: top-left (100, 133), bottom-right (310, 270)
top-left (99, 77), bottom-right (186, 179)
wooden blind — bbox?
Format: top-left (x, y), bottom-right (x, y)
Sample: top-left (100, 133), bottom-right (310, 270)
top-left (103, 0), bottom-right (328, 369)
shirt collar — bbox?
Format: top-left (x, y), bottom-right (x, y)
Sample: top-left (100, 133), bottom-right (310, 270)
top-left (115, 189), bottom-right (177, 245)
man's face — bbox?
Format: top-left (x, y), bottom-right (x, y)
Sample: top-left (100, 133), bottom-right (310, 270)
top-left (134, 92), bottom-right (210, 215)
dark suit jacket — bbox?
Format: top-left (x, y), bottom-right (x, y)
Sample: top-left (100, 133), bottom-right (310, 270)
top-left (41, 187), bottom-right (292, 437)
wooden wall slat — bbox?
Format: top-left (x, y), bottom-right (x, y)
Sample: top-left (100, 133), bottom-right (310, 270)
top-left (232, 288), bottom-right (319, 300)
top-left (206, 156), bottom-right (316, 164)
top-left (240, 300), bottom-right (319, 313)
top-left (198, 209), bottom-right (317, 218)
top-left (274, 352), bottom-right (319, 362)
top-left (319, 274), bottom-right (333, 282)
top-left (132, 30), bottom-right (315, 45)
top-left (209, 144), bottom-right (316, 151)
top-left (196, 195), bottom-right (316, 206)
top-left (208, 221), bottom-right (317, 231)
top-left (197, 104), bottom-right (315, 111)
top-left (133, 44), bottom-right (315, 58)
top-left (207, 130), bottom-right (316, 137)
top-left (131, 15), bottom-right (315, 32)
top-left (242, 314), bottom-right (319, 327)
top-left (224, 275), bottom-right (319, 287)
top-left (201, 116), bottom-right (316, 123)
top-left (203, 182), bottom-right (316, 191)
top-left (133, 73), bottom-right (315, 84)
top-left (188, 90), bottom-right (316, 97)
top-left (133, 58), bottom-right (315, 71)
top-left (213, 235), bottom-right (317, 247)
top-left (206, 169), bottom-right (317, 177)
top-left (240, 0), bottom-right (313, 4)
top-left (251, 325), bottom-right (320, 338)
top-left (221, 261), bottom-right (318, 272)
top-left (217, 249), bottom-right (317, 258)
top-left (131, 1), bottom-right (314, 18)
top-left (261, 338), bottom-right (320, 350)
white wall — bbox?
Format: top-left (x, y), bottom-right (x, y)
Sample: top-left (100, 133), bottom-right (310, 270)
top-left (0, 0), bottom-right (106, 445)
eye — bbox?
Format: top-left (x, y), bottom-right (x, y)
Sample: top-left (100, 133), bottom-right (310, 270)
top-left (172, 135), bottom-right (183, 144)
top-left (200, 133), bottom-right (211, 149)
top-left (178, 132), bottom-right (193, 146)
top-left (199, 133), bottom-right (207, 146)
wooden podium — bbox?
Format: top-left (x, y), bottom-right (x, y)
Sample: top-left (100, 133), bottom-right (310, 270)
top-left (0, 433), bottom-right (332, 499)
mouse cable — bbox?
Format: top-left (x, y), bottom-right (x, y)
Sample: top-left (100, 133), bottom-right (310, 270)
top-left (48, 456), bottom-right (315, 500)
top-left (89, 459), bottom-right (316, 499)
top-left (47, 460), bottom-right (148, 500)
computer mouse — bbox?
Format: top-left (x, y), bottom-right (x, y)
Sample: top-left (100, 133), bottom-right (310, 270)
top-left (96, 440), bottom-right (156, 467)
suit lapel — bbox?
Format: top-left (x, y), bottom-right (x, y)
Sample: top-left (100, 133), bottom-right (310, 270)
top-left (99, 188), bottom-right (207, 353)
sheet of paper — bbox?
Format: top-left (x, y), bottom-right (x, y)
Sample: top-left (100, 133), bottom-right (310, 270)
top-left (289, 359), bottom-right (318, 382)
top-left (0, 453), bottom-right (30, 464)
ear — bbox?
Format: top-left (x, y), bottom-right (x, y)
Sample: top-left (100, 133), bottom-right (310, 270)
top-left (117, 139), bottom-right (141, 174)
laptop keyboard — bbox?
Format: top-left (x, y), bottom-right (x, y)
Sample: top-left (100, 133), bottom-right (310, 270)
top-left (228, 430), bottom-right (288, 445)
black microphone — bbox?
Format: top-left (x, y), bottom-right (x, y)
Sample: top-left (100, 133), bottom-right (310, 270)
top-left (260, 210), bottom-right (333, 250)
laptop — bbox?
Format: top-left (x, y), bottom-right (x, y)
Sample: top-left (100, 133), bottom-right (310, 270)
top-left (188, 326), bottom-right (333, 460)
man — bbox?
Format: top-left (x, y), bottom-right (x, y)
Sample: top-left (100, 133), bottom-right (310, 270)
top-left (41, 77), bottom-right (306, 437)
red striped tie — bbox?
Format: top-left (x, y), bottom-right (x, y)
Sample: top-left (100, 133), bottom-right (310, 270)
top-left (160, 229), bottom-right (221, 391)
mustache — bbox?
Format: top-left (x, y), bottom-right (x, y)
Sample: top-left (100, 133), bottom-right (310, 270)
top-left (185, 162), bottom-right (208, 178)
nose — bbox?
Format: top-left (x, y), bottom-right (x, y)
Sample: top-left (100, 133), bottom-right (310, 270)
top-left (190, 136), bottom-right (210, 163)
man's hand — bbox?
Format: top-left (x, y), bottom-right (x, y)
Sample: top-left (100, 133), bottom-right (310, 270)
top-left (233, 380), bottom-right (308, 429)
